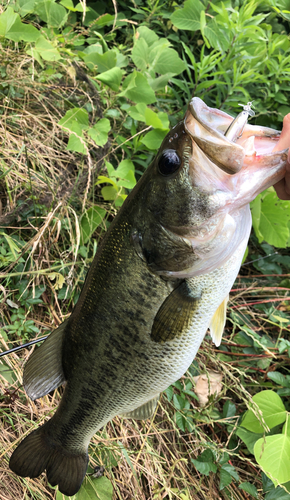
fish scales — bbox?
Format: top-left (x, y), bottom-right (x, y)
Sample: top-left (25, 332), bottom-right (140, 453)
top-left (9, 97), bottom-right (289, 496)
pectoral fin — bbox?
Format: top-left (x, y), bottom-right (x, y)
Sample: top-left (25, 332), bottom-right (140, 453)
top-left (209, 295), bottom-right (228, 347)
top-left (120, 394), bottom-right (160, 420)
top-left (23, 320), bottom-right (68, 400)
top-left (151, 282), bottom-right (200, 343)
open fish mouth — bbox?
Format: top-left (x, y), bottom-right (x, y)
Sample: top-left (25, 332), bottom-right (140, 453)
top-left (184, 97), bottom-right (288, 176)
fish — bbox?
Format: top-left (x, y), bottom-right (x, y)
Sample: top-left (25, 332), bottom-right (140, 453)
top-left (9, 97), bottom-right (289, 496)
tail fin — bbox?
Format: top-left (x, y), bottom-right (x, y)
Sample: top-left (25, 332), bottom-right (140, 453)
top-left (9, 424), bottom-right (89, 496)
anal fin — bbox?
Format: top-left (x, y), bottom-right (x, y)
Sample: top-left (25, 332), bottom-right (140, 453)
top-left (120, 395), bottom-right (160, 420)
top-left (23, 320), bottom-right (68, 400)
top-left (209, 295), bottom-right (229, 347)
top-left (151, 282), bottom-right (200, 343)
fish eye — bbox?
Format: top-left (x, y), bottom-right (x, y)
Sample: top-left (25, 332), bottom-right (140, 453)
top-left (158, 149), bottom-right (181, 176)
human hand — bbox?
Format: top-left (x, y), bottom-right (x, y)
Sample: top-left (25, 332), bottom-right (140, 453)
top-left (273, 114), bottom-right (290, 200)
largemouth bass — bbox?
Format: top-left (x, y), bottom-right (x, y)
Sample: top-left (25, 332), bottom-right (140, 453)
top-left (10, 98), bottom-right (289, 496)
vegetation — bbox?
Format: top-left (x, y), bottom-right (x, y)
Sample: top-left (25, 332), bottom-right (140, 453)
top-left (0, 0), bottom-right (290, 498)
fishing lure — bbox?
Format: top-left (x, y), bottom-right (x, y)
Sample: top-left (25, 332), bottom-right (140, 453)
top-left (225, 101), bottom-right (255, 142)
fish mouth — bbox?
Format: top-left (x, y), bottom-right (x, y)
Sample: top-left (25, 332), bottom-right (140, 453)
top-left (184, 97), bottom-right (288, 176)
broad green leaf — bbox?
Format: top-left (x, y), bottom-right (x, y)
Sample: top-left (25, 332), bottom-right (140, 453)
top-left (34, 0), bottom-right (67, 28)
top-left (120, 71), bottom-right (156, 104)
top-left (265, 488), bottom-right (290, 500)
top-left (14, 0), bottom-right (36, 16)
top-left (236, 426), bottom-right (263, 454)
top-left (60, 0), bottom-right (85, 11)
top-left (238, 482), bottom-right (258, 498)
top-left (254, 435), bottom-right (290, 485)
top-left (80, 206), bottom-right (106, 244)
top-left (59, 108), bottom-right (88, 130)
top-left (132, 37), bottom-right (149, 72)
top-left (88, 118), bottom-right (110, 147)
top-left (221, 463), bottom-right (239, 481)
top-left (128, 103), bottom-right (147, 122)
top-left (141, 129), bottom-right (167, 150)
top-left (114, 159), bottom-right (135, 180)
top-left (241, 390), bottom-right (287, 434)
top-left (170, 0), bottom-right (203, 31)
top-left (5, 15), bottom-right (39, 42)
top-left (101, 186), bottom-right (119, 201)
top-left (149, 46), bottom-right (186, 76)
top-left (268, 371), bottom-right (288, 387)
top-left (95, 67), bottom-right (123, 91)
top-left (75, 476), bottom-right (113, 500)
top-left (34, 35), bottom-right (61, 61)
top-left (258, 192), bottom-right (290, 248)
top-left (175, 410), bottom-right (186, 431)
top-left (191, 456), bottom-right (217, 476)
top-left (0, 359), bottom-right (17, 384)
top-left (67, 133), bottom-right (87, 154)
top-left (222, 401), bottom-right (236, 419)
top-left (219, 468), bottom-right (233, 490)
top-left (204, 18), bottom-right (230, 51)
top-left (0, 7), bottom-right (18, 37)
top-left (149, 73), bottom-right (174, 91)
top-left (137, 26), bottom-right (159, 47)
top-left (85, 50), bottom-right (116, 73)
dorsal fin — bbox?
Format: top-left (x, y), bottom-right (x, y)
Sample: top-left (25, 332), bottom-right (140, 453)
top-left (23, 321), bottom-right (68, 400)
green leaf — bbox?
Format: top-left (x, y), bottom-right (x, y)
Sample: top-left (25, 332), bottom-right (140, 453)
top-left (236, 427), bottom-right (263, 454)
top-left (268, 372), bottom-right (289, 387)
top-left (67, 133), bottom-right (87, 154)
top-left (191, 450), bottom-right (217, 476)
top-left (149, 46), bottom-right (186, 76)
top-left (5, 15), bottom-right (39, 42)
top-left (95, 67), bottom-right (123, 91)
top-left (14, 0), bottom-right (36, 16)
top-left (34, 35), bottom-right (61, 61)
top-left (239, 482), bottom-right (258, 498)
top-left (0, 7), bottom-right (18, 37)
top-left (254, 434), bottom-right (290, 485)
top-left (60, 0), bottom-right (84, 11)
top-left (241, 390), bottom-right (287, 434)
top-left (88, 118), bottom-right (110, 147)
top-left (170, 0), bottom-right (203, 31)
top-left (120, 71), bottom-right (156, 104)
top-left (221, 463), bottom-right (239, 481)
top-left (59, 108), bottom-right (88, 130)
top-left (80, 206), bottom-right (106, 245)
top-left (34, 0), bottom-right (67, 28)
top-left (85, 50), bottom-right (116, 73)
top-left (113, 159), bottom-right (136, 189)
top-left (204, 18), bottom-right (230, 51)
top-left (265, 488), bottom-right (290, 500)
top-left (258, 192), bottom-right (290, 248)
top-left (223, 401), bottom-right (236, 419)
top-left (75, 476), bottom-right (113, 499)
top-left (141, 129), bottom-right (167, 150)
top-left (132, 37), bottom-right (149, 72)
top-left (175, 410), bottom-right (186, 431)
top-left (101, 186), bottom-right (119, 201)
top-left (137, 26), bottom-right (159, 47)
top-left (191, 457), bottom-right (217, 476)
top-left (219, 468), bottom-right (233, 490)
